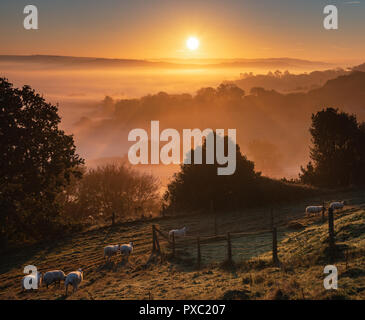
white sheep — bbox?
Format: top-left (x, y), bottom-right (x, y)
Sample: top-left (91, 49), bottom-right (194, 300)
top-left (103, 244), bottom-right (120, 261)
top-left (65, 268), bottom-right (83, 295)
top-left (21, 271), bottom-right (42, 291)
top-left (330, 201), bottom-right (346, 210)
top-left (120, 242), bottom-right (134, 259)
top-left (43, 270), bottom-right (66, 289)
top-left (169, 226), bottom-right (187, 240)
top-left (305, 205), bottom-right (324, 215)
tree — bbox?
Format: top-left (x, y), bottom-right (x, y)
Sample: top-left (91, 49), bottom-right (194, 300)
top-left (216, 83), bottom-right (245, 99)
top-left (60, 164), bottom-right (160, 224)
top-left (195, 87), bottom-right (217, 102)
top-left (300, 108), bottom-right (365, 187)
top-left (165, 132), bottom-right (258, 212)
top-left (0, 78), bottom-right (84, 245)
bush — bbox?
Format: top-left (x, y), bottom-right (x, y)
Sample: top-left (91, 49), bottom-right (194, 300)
top-left (58, 163), bottom-right (160, 224)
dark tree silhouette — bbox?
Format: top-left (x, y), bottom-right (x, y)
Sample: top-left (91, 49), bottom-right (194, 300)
top-left (164, 132), bottom-right (256, 212)
top-left (165, 132), bottom-right (314, 214)
top-left (216, 83), bottom-right (245, 99)
top-left (0, 78), bottom-right (84, 246)
top-left (300, 108), bottom-right (365, 187)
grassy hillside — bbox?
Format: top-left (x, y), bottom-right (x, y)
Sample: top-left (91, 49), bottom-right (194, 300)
top-left (0, 189), bottom-right (364, 300)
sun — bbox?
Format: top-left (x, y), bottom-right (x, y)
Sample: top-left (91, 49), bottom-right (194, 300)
top-left (186, 36), bottom-right (199, 51)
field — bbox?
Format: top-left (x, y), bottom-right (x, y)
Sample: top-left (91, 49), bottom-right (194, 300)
top-left (0, 189), bottom-right (364, 300)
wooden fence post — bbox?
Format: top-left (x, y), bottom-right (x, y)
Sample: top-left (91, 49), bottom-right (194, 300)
top-left (270, 208), bottom-right (274, 230)
top-left (197, 237), bottom-right (201, 268)
top-left (214, 215), bottom-right (218, 236)
top-left (155, 226), bottom-right (161, 253)
top-left (322, 202), bottom-right (325, 222)
top-left (328, 207), bottom-right (335, 260)
top-left (152, 225), bottom-right (156, 252)
top-left (227, 232), bottom-right (232, 263)
top-left (172, 232), bottom-right (175, 257)
top-left (156, 234), bottom-right (160, 253)
top-left (111, 211), bottom-right (115, 226)
top-left (272, 227), bottom-right (279, 265)
top-left (152, 224), bottom-right (160, 252)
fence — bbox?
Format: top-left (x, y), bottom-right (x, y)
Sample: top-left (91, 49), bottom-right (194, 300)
top-left (150, 207), bottom-right (337, 267)
top-left (151, 224), bottom-right (280, 267)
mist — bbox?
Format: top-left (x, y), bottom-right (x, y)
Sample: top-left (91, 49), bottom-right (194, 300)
top-left (1, 55), bottom-right (363, 184)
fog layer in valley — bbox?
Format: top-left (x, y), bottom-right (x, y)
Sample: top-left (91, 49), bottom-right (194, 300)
top-left (2, 56), bottom-right (364, 184)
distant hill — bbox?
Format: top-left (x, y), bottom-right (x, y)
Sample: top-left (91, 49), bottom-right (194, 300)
top-left (234, 68), bottom-right (351, 93)
top-left (231, 60), bottom-right (365, 94)
top-left (0, 55), bottom-right (173, 68)
top-left (308, 71), bottom-right (365, 112)
top-left (0, 55), bottom-right (333, 70)
top-left (353, 62), bottom-right (365, 72)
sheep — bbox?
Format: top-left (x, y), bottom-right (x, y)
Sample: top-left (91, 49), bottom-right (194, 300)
top-left (330, 201), bottom-right (346, 210)
top-left (21, 271), bottom-right (42, 291)
top-left (103, 244), bottom-right (120, 261)
top-left (120, 242), bottom-right (134, 259)
top-left (305, 205), bottom-right (324, 215)
top-left (65, 269), bottom-right (83, 295)
top-left (43, 270), bottom-right (66, 289)
top-left (169, 226), bottom-right (187, 240)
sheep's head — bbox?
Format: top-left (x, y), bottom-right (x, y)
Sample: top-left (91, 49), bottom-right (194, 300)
top-left (342, 200), bottom-right (347, 205)
top-left (130, 241), bottom-right (134, 247)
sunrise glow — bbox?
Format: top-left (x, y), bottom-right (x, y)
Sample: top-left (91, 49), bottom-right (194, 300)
top-left (186, 37), bottom-right (199, 51)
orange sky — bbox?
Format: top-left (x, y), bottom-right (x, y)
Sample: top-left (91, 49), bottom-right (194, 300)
top-left (0, 1), bottom-right (364, 62)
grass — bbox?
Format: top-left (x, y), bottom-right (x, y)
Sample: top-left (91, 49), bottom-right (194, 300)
top-left (0, 189), bottom-right (364, 300)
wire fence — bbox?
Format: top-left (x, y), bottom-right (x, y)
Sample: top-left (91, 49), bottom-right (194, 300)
top-left (149, 205), bottom-right (339, 267)
top-left (151, 223), bottom-right (281, 267)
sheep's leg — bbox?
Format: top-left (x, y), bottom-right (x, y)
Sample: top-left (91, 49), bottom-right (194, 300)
top-left (65, 284), bottom-right (68, 296)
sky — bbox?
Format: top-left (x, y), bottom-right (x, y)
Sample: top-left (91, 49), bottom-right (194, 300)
top-left (0, 0), bottom-right (364, 61)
